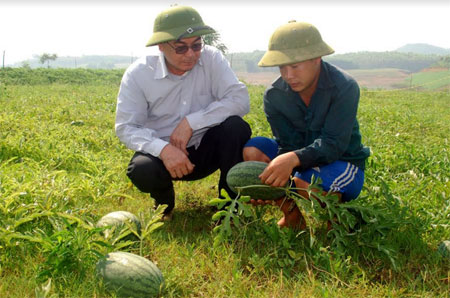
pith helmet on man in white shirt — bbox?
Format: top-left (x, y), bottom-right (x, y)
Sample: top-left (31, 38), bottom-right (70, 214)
top-left (146, 5), bottom-right (215, 47)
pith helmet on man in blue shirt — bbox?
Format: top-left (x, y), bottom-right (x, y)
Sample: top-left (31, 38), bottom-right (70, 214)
top-left (258, 21), bottom-right (334, 67)
top-left (146, 5), bottom-right (215, 47)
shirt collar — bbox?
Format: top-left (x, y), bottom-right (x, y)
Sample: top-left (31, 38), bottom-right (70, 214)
top-left (317, 60), bottom-right (335, 90)
top-left (271, 60), bottom-right (335, 92)
top-left (154, 52), bottom-right (169, 80)
top-left (154, 50), bottom-right (204, 80)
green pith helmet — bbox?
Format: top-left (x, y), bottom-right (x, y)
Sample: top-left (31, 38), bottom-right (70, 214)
top-left (146, 5), bottom-right (215, 47)
top-left (258, 21), bottom-right (334, 67)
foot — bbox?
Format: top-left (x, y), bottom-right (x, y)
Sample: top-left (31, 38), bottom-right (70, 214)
top-left (161, 210), bottom-right (173, 222)
top-left (276, 198), bottom-right (307, 230)
top-left (154, 204), bottom-right (174, 222)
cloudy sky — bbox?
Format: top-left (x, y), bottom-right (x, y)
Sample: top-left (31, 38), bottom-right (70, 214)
top-left (1, 0), bottom-right (449, 65)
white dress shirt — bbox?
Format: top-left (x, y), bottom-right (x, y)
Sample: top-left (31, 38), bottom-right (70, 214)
top-left (115, 45), bottom-right (250, 158)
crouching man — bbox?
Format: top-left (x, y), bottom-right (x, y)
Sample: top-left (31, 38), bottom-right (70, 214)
top-left (244, 21), bottom-right (370, 228)
top-left (115, 6), bottom-right (251, 220)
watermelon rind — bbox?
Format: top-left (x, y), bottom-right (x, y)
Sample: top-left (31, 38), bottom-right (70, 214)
top-left (226, 161), bottom-right (287, 200)
top-left (96, 251), bottom-right (164, 298)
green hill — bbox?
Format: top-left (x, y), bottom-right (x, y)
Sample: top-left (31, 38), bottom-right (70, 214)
top-left (7, 45), bottom-right (450, 74)
top-left (227, 50), bottom-right (445, 73)
top-left (396, 43), bottom-right (450, 55)
top-left (325, 51), bottom-right (441, 72)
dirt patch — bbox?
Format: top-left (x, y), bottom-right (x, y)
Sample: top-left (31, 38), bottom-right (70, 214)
top-left (347, 69), bottom-right (410, 89)
top-left (236, 69), bottom-right (415, 90)
top-left (236, 72), bottom-right (279, 87)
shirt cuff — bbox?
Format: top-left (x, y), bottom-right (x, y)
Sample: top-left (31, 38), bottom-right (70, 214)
top-left (185, 113), bottom-right (204, 131)
top-left (294, 149), bottom-right (314, 172)
top-left (146, 138), bottom-right (169, 158)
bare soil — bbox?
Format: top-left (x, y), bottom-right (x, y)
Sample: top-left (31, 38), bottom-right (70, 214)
top-left (236, 72), bottom-right (279, 87)
top-left (236, 69), bottom-right (412, 90)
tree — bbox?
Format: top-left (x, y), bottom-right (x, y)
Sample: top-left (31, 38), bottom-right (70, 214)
top-left (437, 56), bottom-right (450, 69)
top-left (203, 32), bottom-right (228, 55)
top-left (39, 53), bottom-right (58, 68)
top-left (21, 61), bottom-right (31, 69)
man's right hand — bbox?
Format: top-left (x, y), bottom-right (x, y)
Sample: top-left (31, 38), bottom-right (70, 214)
top-left (249, 199), bottom-right (276, 206)
top-left (159, 144), bottom-right (195, 179)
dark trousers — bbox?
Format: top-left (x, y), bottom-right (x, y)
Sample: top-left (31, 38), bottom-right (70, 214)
top-left (126, 116), bottom-right (251, 214)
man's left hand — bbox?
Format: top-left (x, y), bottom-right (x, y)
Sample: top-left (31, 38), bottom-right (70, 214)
top-left (259, 152), bottom-right (300, 187)
top-left (170, 117), bottom-right (193, 156)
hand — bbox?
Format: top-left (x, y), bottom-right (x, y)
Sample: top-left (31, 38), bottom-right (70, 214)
top-left (259, 152), bottom-right (300, 187)
top-left (160, 144), bottom-right (195, 178)
top-left (170, 117), bottom-right (193, 156)
top-left (248, 199), bottom-right (276, 207)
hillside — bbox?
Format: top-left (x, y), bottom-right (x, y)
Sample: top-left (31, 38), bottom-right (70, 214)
top-left (229, 50), bottom-right (446, 73)
top-left (396, 43), bottom-right (450, 55)
top-left (8, 43), bottom-right (450, 72)
top-left (2, 67), bottom-right (448, 91)
top-left (324, 51), bottom-right (441, 72)
top-left (236, 67), bottom-right (450, 90)
top-left (6, 43), bottom-right (449, 75)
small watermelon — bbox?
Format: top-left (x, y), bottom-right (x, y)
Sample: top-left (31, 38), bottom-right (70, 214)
top-left (438, 240), bottom-right (450, 258)
top-left (96, 251), bottom-right (164, 297)
top-left (226, 161), bottom-right (286, 200)
top-left (97, 211), bottom-right (141, 239)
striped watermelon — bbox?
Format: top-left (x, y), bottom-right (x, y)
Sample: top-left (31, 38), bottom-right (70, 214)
top-left (226, 161), bottom-right (286, 200)
top-left (96, 251), bottom-right (164, 297)
top-left (97, 211), bottom-right (141, 240)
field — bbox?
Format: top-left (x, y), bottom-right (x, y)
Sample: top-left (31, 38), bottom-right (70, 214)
top-left (0, 69), bottom-right (449, 297)
top-left (408, 68), bottom-right (450, 90)
top-left (346, 69), bottom-right (410, 90)
top-left (237, 68), bottom-right (450, 91)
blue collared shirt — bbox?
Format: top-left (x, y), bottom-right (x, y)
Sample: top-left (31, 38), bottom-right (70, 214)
top-left (115, 45), bottom-right (250, 157)
top-left (264, 61), bottom-right (370, 171)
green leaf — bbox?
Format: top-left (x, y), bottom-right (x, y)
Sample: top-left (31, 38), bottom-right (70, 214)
top-left (212, 210), bottom-right (228, 221)
top-left (287, 250), bottom-right (297, 259)
top-left (238, 195), bottom-right (251, 203)
top-left (232, 215), bottom-right (241, 228)
top-left (209, 197), bottom-right (231, 206)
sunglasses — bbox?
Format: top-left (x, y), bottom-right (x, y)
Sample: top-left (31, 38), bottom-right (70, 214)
top-left (167, 41), bottom-right (203, 54)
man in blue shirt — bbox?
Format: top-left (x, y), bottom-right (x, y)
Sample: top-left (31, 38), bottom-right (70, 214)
top-left (243, 21), bottom-right (370, 228)
top-left (116, 6), bottom-right (251, 220)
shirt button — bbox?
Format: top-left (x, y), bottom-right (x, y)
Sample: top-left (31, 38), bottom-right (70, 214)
top-left (183, 101), bottom-right (187, 105)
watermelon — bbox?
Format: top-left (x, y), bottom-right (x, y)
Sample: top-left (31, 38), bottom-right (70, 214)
top-left (226, 161), bottom-right (286, 200)
top-left (96, 251), bottom-right (164, 298)
top-left (438, 240), bottom-right (450, 258)
top-left (97, 211), bottom-right (141, 239)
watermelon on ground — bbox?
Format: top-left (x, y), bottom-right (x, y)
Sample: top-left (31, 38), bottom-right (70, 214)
top-left (96, 251), bottom-right (164, 297)
top-left (97, 211), bottom-right (141, 239)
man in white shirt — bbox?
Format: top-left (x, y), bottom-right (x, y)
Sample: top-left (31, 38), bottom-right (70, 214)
top-left (115, 5), bottom-right (251, 220)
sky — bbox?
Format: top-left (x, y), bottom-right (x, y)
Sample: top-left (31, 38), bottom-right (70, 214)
top-left (1, 0), bottom-right (450, 65)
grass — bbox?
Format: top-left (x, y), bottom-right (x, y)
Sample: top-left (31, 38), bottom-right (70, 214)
top-left (0, 74), bottom-right (449, 297)
top-left (0, 68), bottom-right (124, 85)
top-left (409, 69), bottom-right (450, 90)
